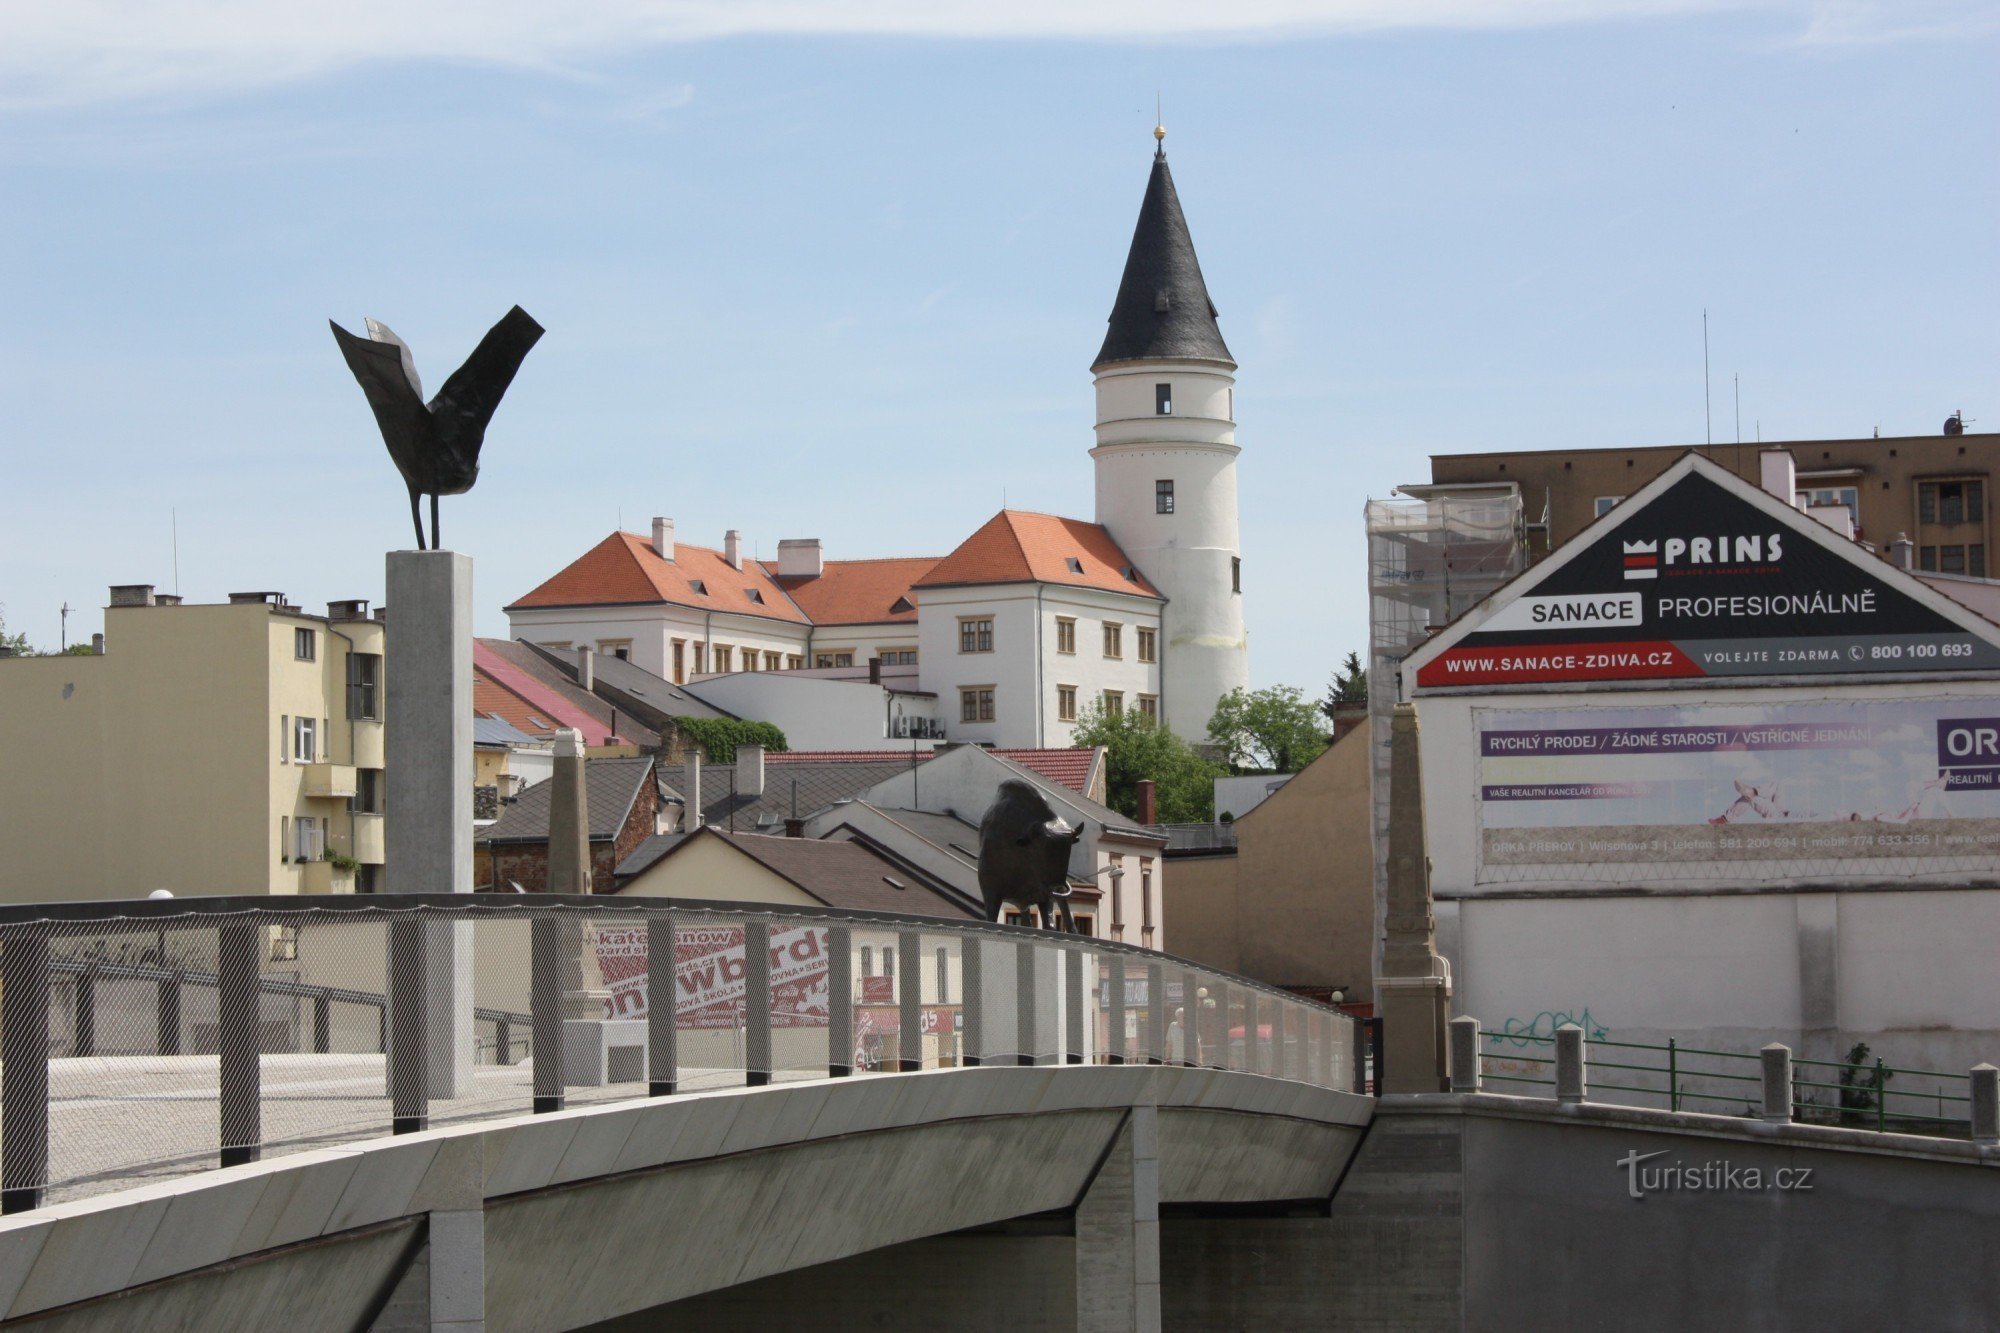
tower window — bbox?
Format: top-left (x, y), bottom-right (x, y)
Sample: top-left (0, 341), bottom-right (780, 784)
top-left (1155, 384), bottom-right (1172, 416)
top-left (1232, 556), bottom-right (1242, 594)
top-left (1156, 480), bottom-right (1175, 514)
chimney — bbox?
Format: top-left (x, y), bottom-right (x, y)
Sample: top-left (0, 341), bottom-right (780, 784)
top-left (868, 656), bottom-right (882, 684)
top-left (652, 517), bottom-right (675, 561)
top-left (90, 633), bottom-right (105, 656)
top-left (1758, 449), bottom-right (1798, 506)
top-left (577, 644), bottom-right (595, 691)
top-left (1890, 533), bottom-right (1915, 570)
top-left (108, 584), bottom-right (155, 608)
top-left (686, 753), bottom-right (703, 828)
top-left (723, 529), bottom-right (742, 570)
top-left (326, 599), bottom-right (369, 621)
top-left (737, 744), bottom-right (766, 798)
top-left (1135, 779), bottom-right (1158, 826)
top-left (153, 594), bottom-right (183, 607)
top-left (228, 591), bottom-right (284, 606)
top-left (784, 818), bottom-right (805, 838)
top-left (777, 538), bottom-right (824, 578)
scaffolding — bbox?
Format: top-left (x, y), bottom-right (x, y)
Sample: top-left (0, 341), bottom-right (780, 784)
top-left (1364, 486), bottom-right (1525, 1000)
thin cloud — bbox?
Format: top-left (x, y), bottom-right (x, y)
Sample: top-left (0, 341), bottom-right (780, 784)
top-left (0, 0), bottom-right (1793, 109)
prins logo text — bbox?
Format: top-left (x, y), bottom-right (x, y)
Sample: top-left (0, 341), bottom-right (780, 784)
top-left (1624, 533), bottom-right (1783, 582)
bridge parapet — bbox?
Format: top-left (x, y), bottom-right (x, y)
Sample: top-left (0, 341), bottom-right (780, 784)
top-left (0, 893), bottom-right (1361, 1212)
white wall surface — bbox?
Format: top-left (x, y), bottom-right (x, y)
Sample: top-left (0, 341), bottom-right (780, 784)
top-left (1213, 773), bottom-right (1290, 822)
top-left (680, 674), bottom-right (938, 752)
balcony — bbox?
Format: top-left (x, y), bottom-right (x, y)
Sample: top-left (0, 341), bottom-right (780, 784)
top-left (351, 812), bottom-right (385, 864)
top-left (352, 719), bottom-right (385, 770)
top-left (298, 859), bottom-right (353, 894)
top-left (302, 763), bottom-right (357, 800)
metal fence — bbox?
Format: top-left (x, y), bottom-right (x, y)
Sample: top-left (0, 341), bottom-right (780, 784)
top-left (1479, 1028), bottom-right (1981, 1138)
top-left (0, 895), bottom-right (1363, 1211)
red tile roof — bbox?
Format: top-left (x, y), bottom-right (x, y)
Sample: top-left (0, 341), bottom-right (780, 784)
top-left (507, 532), bottom-right (808, 624)
top-left (474, 641), bottom-right (628, 745)
top-left (913, 511), bottom-right (1160, 599)
top-left (765, 747), bottom-right (1098, 796)
top-left (762, 556), bottom-right (939, 625)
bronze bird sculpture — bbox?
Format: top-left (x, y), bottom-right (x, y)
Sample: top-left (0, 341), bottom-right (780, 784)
top-left (330, 306), bottom-right (544, 550)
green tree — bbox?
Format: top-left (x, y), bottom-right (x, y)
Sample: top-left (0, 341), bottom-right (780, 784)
top-left (1321, 651), bottom-right (1368, 722)
top-left (1071, 703), bottom-right (1223, 824)
top-left (1207, 684), bottom-right (1329, 774)
top-left (0, 607), bottom-right (32, 657)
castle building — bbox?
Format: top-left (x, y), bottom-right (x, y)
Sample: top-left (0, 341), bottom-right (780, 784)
top-left (507, 136), bottom-right (1250, 749)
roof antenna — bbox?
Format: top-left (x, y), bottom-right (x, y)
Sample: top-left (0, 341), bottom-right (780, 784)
top-left (1702, 309), bottom-right (1712, 447)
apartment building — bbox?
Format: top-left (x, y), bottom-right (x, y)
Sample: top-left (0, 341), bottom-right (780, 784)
top-left (0, 586), bottom-right (386, 900)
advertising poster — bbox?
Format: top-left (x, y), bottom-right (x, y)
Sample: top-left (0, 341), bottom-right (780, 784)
top-left (1476, 699), bottom-right (2000, 885)
top-left (595, 923), bottom-right (830, 1028)
top-left (1416, 469), bottom-right (2000, 688)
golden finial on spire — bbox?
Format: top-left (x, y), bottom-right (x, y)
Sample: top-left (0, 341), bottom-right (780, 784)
top-left (1154, 93), bottom-right (1165, 145)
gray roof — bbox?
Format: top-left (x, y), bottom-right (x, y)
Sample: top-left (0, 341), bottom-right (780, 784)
top-left (616, 832), bottom-right (688, 878)
top-left (474, 716), bottom-right (543, 748)
top-left (476, 638), bottom-right (663, 748)
top-left (521, 641), bottom-right (736, 724)
top-left (660, 758), bottom-right (920, 835)
top-left (1093, 148), bottom-right (1233, 369)
top-left (981, 751), bottom-right (1163, 844)
top-left (477, 756), bottom-right (660, 844)
top-left (865, 809), bottom-right (982, 862)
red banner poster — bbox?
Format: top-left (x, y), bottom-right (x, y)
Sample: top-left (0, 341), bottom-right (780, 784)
top-left (594, 923), bottom-right (830, 1028)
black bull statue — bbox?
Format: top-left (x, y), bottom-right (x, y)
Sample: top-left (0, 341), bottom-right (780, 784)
top-left (977, 779), bottom-right (1085, 931)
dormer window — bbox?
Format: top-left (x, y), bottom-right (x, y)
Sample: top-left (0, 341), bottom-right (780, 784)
top-left (689, 580), bottom-right (708, 596)
top-left (1066, 557), bottom-right (1084, 574)
top-left (1155, 383), bottom-right (1172, 415)
top-left (890, 596), bottom-right (914, 614)
top-left (746, 589), bottom-right (764, 604)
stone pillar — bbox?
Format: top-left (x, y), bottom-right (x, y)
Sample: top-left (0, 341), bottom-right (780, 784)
top-left (1378, 702), bottom-right (1450, 1094)
top-left (1759, 1043), bottom-right (1793, 1123)
top-left (385, 550), bottom-right (475, 1100)
top-left (1554, 1024), bottom-right (1587, 1104)
top-left (1075, 1105), bottom-right (1161, 1332)
top-left (1448, 1015), bottom-right (1481, 1093)
top-left (1968, 1064), bottom-right (1997, 1146)
top-left (546, 729), bottom-right (592, 895)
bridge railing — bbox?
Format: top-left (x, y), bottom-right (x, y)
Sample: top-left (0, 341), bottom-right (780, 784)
top-left (0, 894), bottom-right (1363, 1211)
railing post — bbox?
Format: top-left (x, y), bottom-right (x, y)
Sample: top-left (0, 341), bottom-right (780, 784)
top-left (744, 920), bottom-right (772, 1087)
top-left (388, 915), bottom-right (429, 1134)
top-left (1106, 960), bottom-right (1126, 1065)
top-left (650, 911), bottom-right (678, 1095)
top-left (495, 1015), bottom-right (512, 1066)
top-left (1284, 1006), bottom-right (1302, 1081)
top-left (1972, 1064), bottom-right (1999, 1147)
top-left (1254, 993), bottom-right (1272, 1075)
top-left (74, 965), bottom-right (97, 1059)
top-left (1874, 1058), bottom-right (1887, 1132)
top-left (1178, 968), bottom-right (1197, 1066)
top-left (1, 932), bottom-right (50, 1213)
top-left (899, 929), bottom-right (922, 1073)
top-left (1065, 947), bottom-right (1085, 1065)
top-left (961, 936), bottom-right (982, 1068)
top-left (1145, 963), bottom-right (1165, 1065)
top-left (1015, 940), bottom-right (1036, 1067)
top-left (1365, 1015), bottom-right (1383, 1092)
top-left (157, 970), bottom-right (182, 1056)
top-left (1759, 1043), bottom-right (1793, 1123)
top-left (1554, 1023), bottom-right (1587, 1105)
top-left (531, 914), bottom-right (564, 1114)
top-left (1668, 1037), bottom-right (1679, 1112)
top-left (823, 924), bottom-right (852, 1077)
top-left (218, 918), bottom-right (263, 1165)
top-left (1212, 982), bottom-right (1231, 1071)
top-left (1449, 1015), bottom-right (1481, 1092)
top-left (313, 993), bottom-right (331, 1055)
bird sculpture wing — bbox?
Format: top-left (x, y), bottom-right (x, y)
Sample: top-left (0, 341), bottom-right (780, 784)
top-left (330, 320), bottom-right (432, 486)
top-left (425, 306), bottom-right (546, 485)
top-left (362, 318), bottom-right (424, 399)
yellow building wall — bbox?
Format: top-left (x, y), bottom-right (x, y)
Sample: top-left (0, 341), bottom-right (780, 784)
top-left (0, 603), bottom-right (383, 903)
top-left (613, 833), bottom-right (822, 906)
top-left (1162, 718), bottom-right (1376, 996)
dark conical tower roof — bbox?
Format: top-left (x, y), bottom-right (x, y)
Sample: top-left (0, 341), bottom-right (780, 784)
top-left (1093, 146), bottom-right (1234, 370)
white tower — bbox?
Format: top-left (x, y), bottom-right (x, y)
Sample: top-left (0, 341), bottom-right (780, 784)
top-left (1091, 129), bottom-right (1249, 740)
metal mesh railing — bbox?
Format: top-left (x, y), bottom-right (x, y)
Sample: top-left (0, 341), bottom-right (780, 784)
top-left (0, 895), bottom-right (1363, 1210)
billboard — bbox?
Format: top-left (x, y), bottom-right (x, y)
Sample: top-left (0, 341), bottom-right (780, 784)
top-left (1475, 698), bottom-right (2000, 886)
top-left (595, 923), bottom-right (830, 1027)
top-left (1416, 469), bottom-right (2000, 688)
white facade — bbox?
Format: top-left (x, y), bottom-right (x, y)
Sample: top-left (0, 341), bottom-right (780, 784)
top-left (1093, 358), bottom-right (1248, 739)
top-left (915, 582), bottom-right (1163, 749)
top-left (680, 674), bottom-right (941, 751)
top-left (512, 602), bottom-right (811, 683)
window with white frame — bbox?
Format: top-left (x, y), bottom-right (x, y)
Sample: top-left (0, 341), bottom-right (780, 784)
top-left (1593, 496), bottom-right (1621, 518)
top-left (294, 716), bottom-right (317, 763)
top-left (294, 816), bottom-right (322, 862)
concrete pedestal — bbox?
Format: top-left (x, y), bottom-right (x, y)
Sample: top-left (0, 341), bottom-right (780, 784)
top-left (562, 1019), bottom-right (649, 1087)
top-left (385, 550), bottom-right (476, 1100)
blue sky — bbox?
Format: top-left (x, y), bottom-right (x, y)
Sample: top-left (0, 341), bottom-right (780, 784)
top-left (2, 1), bottom-right (1994, 696)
